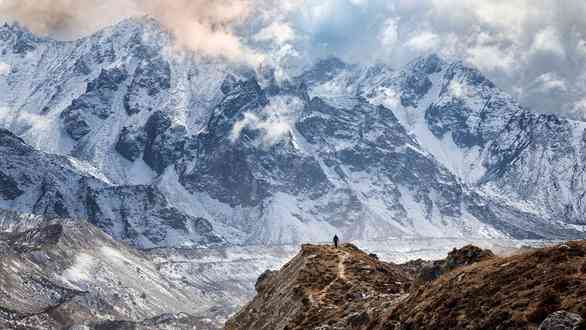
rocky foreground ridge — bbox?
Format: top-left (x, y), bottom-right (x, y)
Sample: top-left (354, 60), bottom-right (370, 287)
top-left (226, 242), bottom-right (586, 330)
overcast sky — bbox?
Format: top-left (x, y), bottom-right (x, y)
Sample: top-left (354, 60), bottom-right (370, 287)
top-left (1, 0), bottom-right (585, 119)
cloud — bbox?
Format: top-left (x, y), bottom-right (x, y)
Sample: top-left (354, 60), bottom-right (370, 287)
top-left (2, 0), bottom-right (586, 118)
top-left (284, 0), bottom-right (586, 118)
top-left (378, 18), bottom-right (399, 50)
top-left (139, 0), bottom-right (264, 65)
top-left (406, 31), bottom-right (440, 51)
top-left (230, 96), bottom-right (302, 145)
top-left (0, 0), bottom-right (272, 65)
top-left (0, 0), bottom-right (137, 37)
top-left (531, 27), bottom-right (565, 57)
top-left (254, 22), bottom-right (295, 45)
top-left (0, 62), bottom-right (10, 75)
top-left (466, 45), bottom-right (515, 72)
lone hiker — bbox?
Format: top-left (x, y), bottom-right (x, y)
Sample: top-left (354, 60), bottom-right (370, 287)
top-left (333, 234), bottom-right (339, 248)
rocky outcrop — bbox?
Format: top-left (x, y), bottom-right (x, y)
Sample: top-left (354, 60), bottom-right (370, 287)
top-left (413, 245), bottom-right (495, 286)
top-left (143, 111), bottom-right (188, 174)
top-left (124, 57), bottom-right (171, 116)
top-left (539, 311), bottom-right (584, 330)
top-left (61, 67), bottom-right (128, 140)
top-left (0, 170), bottom-right (23, 200)
top-left (115, 125), bottom-right (147, 161)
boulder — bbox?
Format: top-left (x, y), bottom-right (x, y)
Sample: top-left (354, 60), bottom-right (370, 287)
top-left (539, 311), bottom-right (583, 330)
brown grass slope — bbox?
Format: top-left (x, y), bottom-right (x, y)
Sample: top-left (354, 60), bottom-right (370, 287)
top-left (227, 241), bottom-right (586, 330)
top-left (225, 243), bottom-right (412, 330)
top-left (387, 241), bottom-right (586, 329)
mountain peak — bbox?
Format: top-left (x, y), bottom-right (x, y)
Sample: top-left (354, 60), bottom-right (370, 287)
top-left (406, 53), bottom-right (445, 74)
top-left (109, 15), bottom-right (165, 34)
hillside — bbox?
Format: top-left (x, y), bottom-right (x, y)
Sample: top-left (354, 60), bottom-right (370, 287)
top-left (388, 241), bottom-right (586, 329)
top-left (0, 209), bottom-right (222, 329)
top-left (226, 242), bottom-right (586, 330)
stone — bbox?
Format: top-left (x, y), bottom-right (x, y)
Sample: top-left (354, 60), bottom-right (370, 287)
top-left (539, 311), bottom-right (583, 330)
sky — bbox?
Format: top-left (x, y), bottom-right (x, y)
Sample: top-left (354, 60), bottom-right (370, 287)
top-left (1, 0), bottom-right (586, 119)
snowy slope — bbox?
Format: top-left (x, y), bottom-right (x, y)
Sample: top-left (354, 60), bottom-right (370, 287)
top-left (306, 55), bottom-right (586, 236)
top-left (0, 19), bottom-right (242, 185)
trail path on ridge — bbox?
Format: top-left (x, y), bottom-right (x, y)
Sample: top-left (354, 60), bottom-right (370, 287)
top-left (316, 249), bottom-right (350, 304)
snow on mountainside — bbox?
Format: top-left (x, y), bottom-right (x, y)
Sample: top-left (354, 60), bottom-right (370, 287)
top-left (0, 209), bottom-right (223, 328)
top-left (0, 128), bottom-right (225, 248)
top-left (0, 18), bottom-right (585, 248)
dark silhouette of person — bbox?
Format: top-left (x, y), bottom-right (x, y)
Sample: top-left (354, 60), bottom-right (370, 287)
top-left (333, 235), bottom-right (339, 248)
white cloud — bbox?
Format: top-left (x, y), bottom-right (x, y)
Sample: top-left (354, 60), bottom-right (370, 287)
top-left (448, 80), bottom-right (474, 98)
top-left (0, 62), bottom-right (10, 75)
top-left (466, 45), bottom-right (515, 72)
top-left (379, 18), bottom-right (399, 50)
top-left (531, 72), bottom-right (567, 92)
top-left (406, 31), bottom-right (440, 52)
top-left (254, 21), bottom-right (295, 45)
top-left (230, 96), bottom-right (303, 145)
top-left (531, 27), bottom-right (565, 57)
top-left (573, 98), bottom-right (586, 113)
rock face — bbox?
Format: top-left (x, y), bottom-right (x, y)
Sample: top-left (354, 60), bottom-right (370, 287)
top-left (0, 128), bottom-right (225, 249)
top-left (0, 18), bottom-right (585, 248)
top-left (225, 243), bottom-right (412, 330)
top-left (227, 241), bottom-right (586, 330)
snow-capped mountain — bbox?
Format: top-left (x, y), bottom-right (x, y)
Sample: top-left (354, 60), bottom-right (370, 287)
top-left (0, 18), bottom-right (584, 248)
top-left (308, 55), bottom-right (586, 234)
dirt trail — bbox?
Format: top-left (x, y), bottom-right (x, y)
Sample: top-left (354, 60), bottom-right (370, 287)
top-left (315, 250), bottom-right (349, 304)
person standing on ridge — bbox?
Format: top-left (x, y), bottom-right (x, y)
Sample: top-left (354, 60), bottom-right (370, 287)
top-left (333, 234), bottom-right (339, 248)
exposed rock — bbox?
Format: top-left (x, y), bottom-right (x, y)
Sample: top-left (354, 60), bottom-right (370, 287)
top-left (228, 241), bottom-right (586, 330)
top-left (0, 170), bottom-right (23, 200)
top-left (124, 57), bottom-right (171, 115)
top-left (6, 223), bottom-right (63, 253)
top-left (32, 176), bottom-right (71, 219)
top-left (115, 126), bottom-right (147, 162)
top-left (143, 111), bottom-right (187, 174)
top-left (61, 67), bottom-right (128, 140)
top-left (0, 126), bottom-right (222, 249)
top-left (255, 270), bottom-right (277, 292)
top-left (539, 311), bottom-right (584, 330)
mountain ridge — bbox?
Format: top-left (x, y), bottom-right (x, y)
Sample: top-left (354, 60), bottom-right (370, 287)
top-left (0, 18), bottom-right (585, 248)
